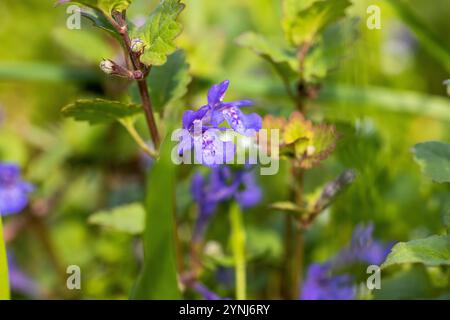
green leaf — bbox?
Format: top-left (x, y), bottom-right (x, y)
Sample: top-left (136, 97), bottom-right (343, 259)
top-left (0, 215), bottom-right (10, 300)
top-left (57, 0), bottom-right (133, 15)
top-left (282, 112), bottom-right (338, 168)
top-left (130, 50), bottom-right (191, 113)
top-left (382, 234), bottom-right (450, 268)
top-left (80, 8), bottom-right (120, 39)
top-left (374, 266), bottom-right (435, 300)
top-left (131, 0), bottom-right (185, 66)
top-left (130, 136), bottom-right (181, 299)
top-left (303, 18), bottom-right (358, 83)
top-left (236, 32), bottom-right (298, 76)
top-left (284, 0), bottom-right (351, 46)
top-left (62, 99), bottom-right (142, 124)
top-left (269, 201), bottom-right (302, 213)
top-left (88, 203), bottom-right (145, 235)
top-left (412, 141), bottom-right (450, 183)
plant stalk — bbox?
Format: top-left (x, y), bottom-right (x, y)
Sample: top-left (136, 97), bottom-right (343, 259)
top-left (230, 203), bottom-right (247, 300)
top-left (109, 14), bottom-right (161, 149)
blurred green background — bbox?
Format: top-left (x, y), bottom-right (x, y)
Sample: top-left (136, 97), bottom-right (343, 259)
top-left (0, 0), bottom-right (449, 299)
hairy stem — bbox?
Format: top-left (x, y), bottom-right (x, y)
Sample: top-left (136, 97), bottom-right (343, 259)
top-left (109, 14), bottom-right (161, 149)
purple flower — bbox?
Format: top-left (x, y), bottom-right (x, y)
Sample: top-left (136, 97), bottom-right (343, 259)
top-left (207, 80), bottom-right (261, 135)
top-left (333, 223), bottom-right (393, 268)
top-left (192, 282), bottom-right (223, 300)
top-left (191, 166), bottom-right (261, 242)
top-left (0, 163), bottom-right (34, 216)
top-left (179, 80), bottom-right (262, 165)
top-left (301, 263), bottom-right (355, 300)
top-left (8, 254), bottom-right (39, 297)
top-left (301, 223), bottom-right (393, 300)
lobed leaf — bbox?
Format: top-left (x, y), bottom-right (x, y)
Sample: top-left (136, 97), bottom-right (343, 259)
top-left (88, 203), bottom-right (145, 235)
top-left (236, 32), bottom-right (298, 77)
top-left (382, 235), bottom-right (450, 268)
top-left (412, 141), bottom-right (450, 183)
top-left (283, 0), bottom-right (351, 46)
top-left (61, 99), bottom-right (142, 124)
top-left (264, 112), bottom-right (338, 168)
top-left (131, 0), bottom-right (185, 66)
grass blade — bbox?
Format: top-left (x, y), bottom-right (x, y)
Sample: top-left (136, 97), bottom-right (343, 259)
top-left (130, 136), bottom-right (181, 299)
top-left (0, 215), bottom-right (10, 300)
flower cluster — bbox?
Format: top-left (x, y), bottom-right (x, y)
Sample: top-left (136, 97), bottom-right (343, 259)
top-left (191, 166), bottom-right (262, 242)
top-left (0, 162), bottom-right (34, 216)
top-left (301, 223), bottom-right (394, 300)
top-left (180, 80), bottom-right (262, 166)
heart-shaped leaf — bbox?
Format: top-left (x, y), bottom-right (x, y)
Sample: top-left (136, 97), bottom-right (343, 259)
top-left (412, 141), bottom-right (450, 183)
top-left (131, 0), bottom-right (185, 66)
top-left (283, 0), bottom-right (351, 46)
top-left (62, 99), bottom-right (142, 124)
top-left (88, 203), bottom-right (145, 235)
top-left (382, 234), bottom-right (450, 268)
top-left (236, 32), bottom-right (299, 78)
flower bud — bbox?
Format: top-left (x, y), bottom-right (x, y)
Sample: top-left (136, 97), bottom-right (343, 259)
top-left (131, 38), bottom-right (145, 53)
top-left (99, 59), bottom-right (115, 74)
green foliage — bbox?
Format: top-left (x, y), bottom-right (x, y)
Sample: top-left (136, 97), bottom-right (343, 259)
top-left (236, 32), bottom-right (298, 77)
top-left (383, 235), bottom-right (450, 268)
top-left (374, 266), bottom-right (435, 299)
top-left (79, 8), bottom-right (119, 38)
top-left (131, 0), bottom-right (185, 66)
top-left (412, 141), bottom-right (450, 183)
top-left (131, 137), bottom-right (181, 299)
top-left (0, 215), bottom-right (10, 300)
top-left (264, 112), bottom-right (338, 168)
top-left (62, 99), bottom-right (142, 124)
top-left (58, 0), bottom-right (133, 15)
top-left (89, 203), bottom-right (145, 235)
top-left (283, 0), bottom-right (351, 46)
top-left (130, 50), bottom-right (191, 113)
top-left (385, 0), bottom-right (450, 73)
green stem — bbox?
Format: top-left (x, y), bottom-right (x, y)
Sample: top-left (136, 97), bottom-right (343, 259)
top-left (230, 203), bottom-right (246, 300)
top-left (0, 215), bottom-right (10, 300)
top-left (120, 119), bottom-right (157, 158)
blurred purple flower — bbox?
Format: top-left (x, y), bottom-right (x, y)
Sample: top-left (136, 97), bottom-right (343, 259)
top-left (192, 282), bottom-right (223, 300)
top-left (301, 263), bottom-right (355, 300)
top-left (191, 166), bottom-right (261, 242)
top-left (301, 223), bottom-right (393, 300)
top-left (0, 162), bottom-right (34, 216)
top-left (333, 223), bottom-right (394, 268)
top-left (180, 80), bottom-right (262, 166)
top-left (8, 254), bottom-right (39, 297)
